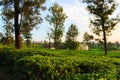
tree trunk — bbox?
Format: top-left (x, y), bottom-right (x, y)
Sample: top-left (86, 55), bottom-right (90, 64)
top-left (102, 16), bottom-right (107, 55)
top-left (103, 29), bottom-right (107, 55)
top-left (54, 34), bottom-right (57, 50)
top-left (54, 25), bottom-right (57, 50)
top-left (100, 2), bottom-right (107, 55)
top-left (14, 1), bottom-right (20, 49)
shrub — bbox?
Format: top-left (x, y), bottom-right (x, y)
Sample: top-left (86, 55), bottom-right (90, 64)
top-left (14, 55), bottom-right (117, 80)
top-left (0, 49), bottom-right (120, 80)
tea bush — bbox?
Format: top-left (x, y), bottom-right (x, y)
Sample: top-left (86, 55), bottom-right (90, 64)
top-left (0, 49), bottom-right (120, 80)
top-left (14, 55), bottom-right (118, 80)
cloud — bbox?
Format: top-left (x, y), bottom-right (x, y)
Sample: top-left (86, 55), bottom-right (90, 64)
top-left (63, 0), bottom-right (120, 42)
top-left (63, 2), bottom-right (91, 41)
top-left (64, 3), bottom-right (90, 27)
top-left (50, 0), bottom-right (55, 3)
top-left (115, 0), bottom-right (120, 3)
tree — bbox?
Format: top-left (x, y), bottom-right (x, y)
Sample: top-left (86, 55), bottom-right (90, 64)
top-left (46, 3), bottom-right (67, 50)
top-left (1, 7), bottom-right (14, 46)
top-left (66, 24), bottom-right (79, 50)
top-left (20, 1), bottom-right (46, 48)
top-left (83, 0), bottom-right (119, 54)
top-left (83, 32), bottom-right (93, 50)
top-left (83, 32), bottom-right (93, 43)
top-left (0, 0), bottom-right (46, 49)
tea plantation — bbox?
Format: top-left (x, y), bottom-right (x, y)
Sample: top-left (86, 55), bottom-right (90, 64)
top-left (0, 48), bottom-right (120, 80)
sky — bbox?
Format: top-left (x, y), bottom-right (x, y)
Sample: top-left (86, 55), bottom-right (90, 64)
top-left (31, 0), bottom-right (92, 42)
top-left (0, 0), bottom-right (120, 43)
top-left (31, 0), bottom-right (120, 43)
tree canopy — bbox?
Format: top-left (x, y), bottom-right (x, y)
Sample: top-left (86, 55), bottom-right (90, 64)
top-left (0, 0), bottom-right (46, 49)
top-left (83, 0), bottom-right (119, 54)
top-left (46, 3), bottom-right (67, 50)
top-left (66, 24), bottom-right (79, 50)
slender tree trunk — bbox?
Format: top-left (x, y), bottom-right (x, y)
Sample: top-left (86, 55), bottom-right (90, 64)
top-left (54, 25), bottom-right (57, 50)
top-left (101, 2), bottom-right (107, 55)
top-left (54, 33), bottom-right (57, 50)
top-left (103, 29), bottom-right (107, 55)
top-left (102, 16), bottom-right (107, 55)
top-left (14, 1), bottom-right (20, 49)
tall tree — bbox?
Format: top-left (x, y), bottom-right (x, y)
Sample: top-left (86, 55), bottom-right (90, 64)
top-left (46, 3), bottom-right (67, 50)
top-left (0, 0), bottom-right (46, 49)
top-left (66, 24), bottom-right (79, 50)
top-left (14, 0), bottom-right (20, 49)
top-left (83, 0), bottom-right (119, 54)
top-left (20, 1), bottom-right (46, 48)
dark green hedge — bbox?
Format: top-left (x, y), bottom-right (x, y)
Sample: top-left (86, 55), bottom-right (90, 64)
top-left (0, 50), bottom-right (120, 80)
top-left (15, 55), bottom-right (118, 80)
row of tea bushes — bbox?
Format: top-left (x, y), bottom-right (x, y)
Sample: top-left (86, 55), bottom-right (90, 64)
top-left (0, 50), bottom-right (120, 80)
top-left (14, 55), bottom-right (119, 80)
top-left (0, 49), bottom-right (61, 66)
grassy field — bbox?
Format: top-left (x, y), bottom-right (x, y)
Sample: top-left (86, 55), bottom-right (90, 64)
top-left (0, 48), bottom-right (120, 80)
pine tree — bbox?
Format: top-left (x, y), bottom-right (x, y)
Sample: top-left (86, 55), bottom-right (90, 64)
top-left (66, 24), bottom-right (79, 50)
top-left (83, 0), bottom-right (119, 54)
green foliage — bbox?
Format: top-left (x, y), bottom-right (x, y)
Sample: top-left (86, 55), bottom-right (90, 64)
top-left (14, 55), bottom-right (118, 80)
top-left (83, 32), bottom-right (94, 50)
top-left (66, 24), bottom-right (79, 50)
top-left (66, 24), bottom-right (79, 41)
top-left (0, 49), bottom-right (120, 80)
top-left (46, 3), bottom-right (67, 50)
top-left (1, 7), bottom-right (14, 46)
top-left (65, 41), bottom-right (79, 50)
top-left (83, 32), bottom-right (93, 43)
top-left (23, 33), bottom-right (32, 48)
top-left (0, 0), bottom-right (46, 49)
top-left (20, 0), bottom-right (46, 44)
top-left (83, 0), bottom-right (119, 54)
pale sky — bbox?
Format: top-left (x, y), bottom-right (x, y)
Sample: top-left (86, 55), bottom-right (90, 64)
top-left (0, 0), bottom-right (120, 43)
top-left (31, 0), bottom-right (120, 43)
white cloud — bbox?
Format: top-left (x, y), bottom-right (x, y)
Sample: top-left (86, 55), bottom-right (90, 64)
top-left (63, 3), bottom-right (91, 42)
top-left (33, 0), bottom-right (120, 42)
top-left (63, 0), bottom-right (120, 42)
top-left (50, 0), bottom-right (55, 3)
top-left (115, 0), bottom-right (120, 3)
top-left (64, 3), bottom-right (90, 27)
